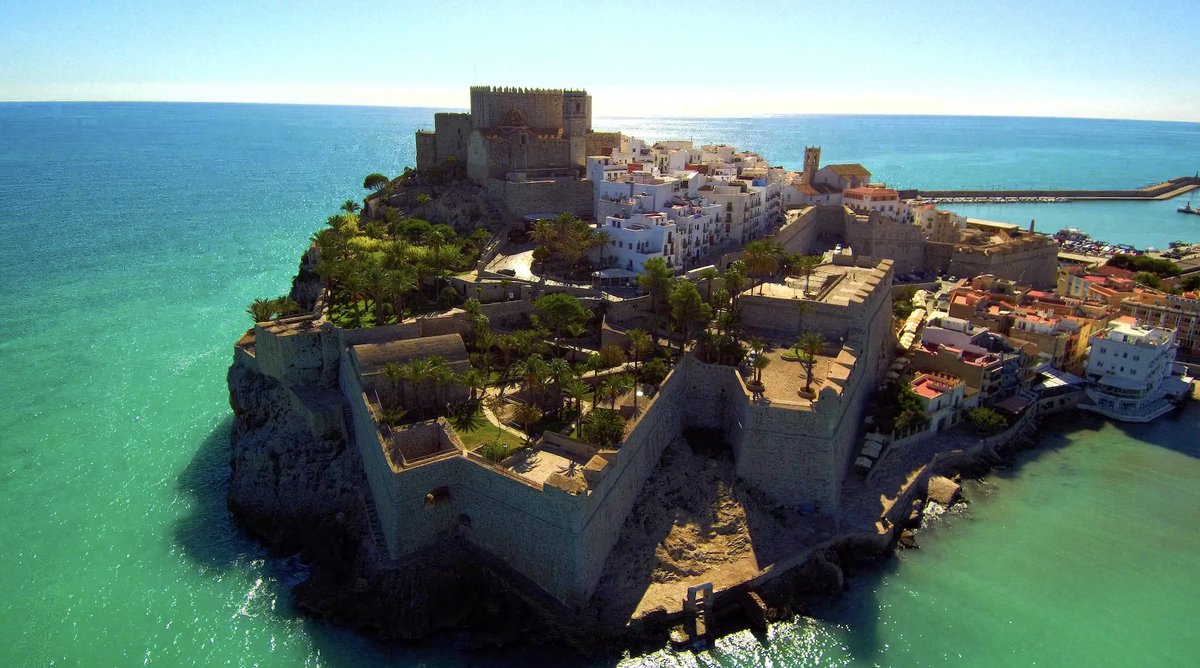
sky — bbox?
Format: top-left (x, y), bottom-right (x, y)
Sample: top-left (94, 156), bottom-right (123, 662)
top-left (1, 0), bottom-right (1198, 122)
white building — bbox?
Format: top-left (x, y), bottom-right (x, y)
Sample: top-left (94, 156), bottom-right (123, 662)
top-left (843, 187), bottom-right (903, 217)
top-left (588, 135), bottom-right (786, 269)
top-left (599, 211), bottom-right (679, 273)
top-left (1082, 320), bottom-right (1192, 422)
top-left (697, 179), bottom-right (772, 245)
top-left (909, 372), bottom-right (967, 432)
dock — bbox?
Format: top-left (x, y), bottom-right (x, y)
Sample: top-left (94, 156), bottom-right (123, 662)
top-left (903, 175), bottom-right (1199, 202)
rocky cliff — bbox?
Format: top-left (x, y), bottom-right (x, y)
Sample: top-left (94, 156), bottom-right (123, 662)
top-left (225, 353), bottom-right (558, 645)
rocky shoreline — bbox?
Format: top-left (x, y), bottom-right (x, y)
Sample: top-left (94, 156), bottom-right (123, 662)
top-left (226, 332), bottom-right (1047, 655)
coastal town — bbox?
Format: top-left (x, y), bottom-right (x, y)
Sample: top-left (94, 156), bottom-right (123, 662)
top-left (228, 86), bottom-right (1199, 649)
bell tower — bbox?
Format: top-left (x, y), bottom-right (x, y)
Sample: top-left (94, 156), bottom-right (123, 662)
top-left (803, 146), bottom-right (821, 185)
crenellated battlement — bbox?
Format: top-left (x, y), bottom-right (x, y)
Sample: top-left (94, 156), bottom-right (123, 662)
top-left (469, 85), bottom-right (587, 96)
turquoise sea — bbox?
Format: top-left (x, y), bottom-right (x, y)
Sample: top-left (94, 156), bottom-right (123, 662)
top-left (1, 103), bottom-right (1198, 666)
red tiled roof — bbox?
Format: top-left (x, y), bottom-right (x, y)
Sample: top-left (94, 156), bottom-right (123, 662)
top-left (824, 163), bottom-right (871, 176)
top-left (844, 187), bottom-right (898, 197)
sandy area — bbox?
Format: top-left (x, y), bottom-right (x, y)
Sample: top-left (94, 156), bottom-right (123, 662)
top-left (591, 436), bottom-right (828, 624)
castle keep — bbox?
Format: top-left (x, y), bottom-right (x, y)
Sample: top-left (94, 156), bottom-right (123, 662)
top-left (416, 86), bottom-right (621, 216)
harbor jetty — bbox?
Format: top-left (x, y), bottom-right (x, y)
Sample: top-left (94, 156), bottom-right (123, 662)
top-left (902, 175), bottom-right (1199, 203)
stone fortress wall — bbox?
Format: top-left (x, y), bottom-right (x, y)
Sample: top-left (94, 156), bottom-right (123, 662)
top-left (781, 204), bottom-right (1057, 288)
top-left (238, 261), bottom-right (892, 608)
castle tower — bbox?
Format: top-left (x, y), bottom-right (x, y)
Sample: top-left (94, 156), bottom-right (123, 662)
top-left (563, 89), bottom-right (591, 168)
top-left (803, 146), bottom-right (821, 185)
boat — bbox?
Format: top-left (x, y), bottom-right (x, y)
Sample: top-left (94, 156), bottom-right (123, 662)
top-left (1179, 198), bottom-right (1200, 215)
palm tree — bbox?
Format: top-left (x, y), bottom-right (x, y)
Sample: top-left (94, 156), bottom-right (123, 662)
top-left (415, 193), bottom-right (433, 219)
top-left (461, 368), bottom-right (489, 403)
top-left (747, 338), bottom-right (769, 385)
top-left (381, 362), bottom-right (406, 407)
top-left (400, 358), bottom-right (433, 414)
top-left (608, 374), bottom-right (633, 410)
top-left (271, 296), bottom-right (301, 318)
top-left (795, 331), bottom-right (826, 393)
top-left (593, 379), bottom-right (610, 410)
top-left (361, 260), bottom-right (389, 325)
top-left (698, 267), bottom-right (720, 304)
top-left (513, 354), bottom-right (549, 407)
top-left (627, 328), bottom-right (651, 378)
top-left (563, 378), bottom-right (588, 437)
top-left (794, 298), bottom-right (814, 337)
top-left (593, 229), bottom-right (613, 269)
top-left (379, 405), bottom-right (407, 428)
top-left (511, 402), bottom-right (543, 444)
top-left (547, 357), bottom-right (574, 417)
top-left (428, 245), bottom-right (461, 307)
top-left (723, 260), bottom-right (746, 306)
top-left (341, 199), bottom-right (361, 214)
top-left (384, 268), bottom-right (417, 323)
top-left (637, 257), bottom-right (674, 316)
top-left (743, 240), bottom-right (779, 294)
top-left (791, 254), bottom-right (822, 295)
top-left (425, 356), bottom-right (454, 414)
top-left (247, 298), bottom-right (276, 323)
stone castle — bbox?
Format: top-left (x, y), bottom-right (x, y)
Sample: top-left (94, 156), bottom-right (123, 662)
top-left (416, 86), bottom-right (621, 217)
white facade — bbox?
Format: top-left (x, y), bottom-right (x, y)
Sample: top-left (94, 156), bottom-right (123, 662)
top-left (842, 187), bottom-right (903, 217)
top-left (601, 211), bottom-right (679, 273)
top-left (1083, 322), bottom-right (1190, 422)
top-left (589, 135), bottom-right (786, 268)
top-left (909, 373), bottom-right (966, 432)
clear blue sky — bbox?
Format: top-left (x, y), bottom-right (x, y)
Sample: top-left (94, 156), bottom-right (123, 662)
top-left (2, 0), bottom-right (1198, 121)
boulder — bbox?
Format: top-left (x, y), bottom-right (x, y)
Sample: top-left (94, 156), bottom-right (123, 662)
top-left (926, 475), bottom-right (961, 507)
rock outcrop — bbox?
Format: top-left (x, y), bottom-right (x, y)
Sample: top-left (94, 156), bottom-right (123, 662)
top-left (925, 475), bottom-right (962, 508)
top-left (226, 358), bottom-right (360, 554)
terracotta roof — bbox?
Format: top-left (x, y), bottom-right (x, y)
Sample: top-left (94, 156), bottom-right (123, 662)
top-left (823, 163), bottom-right (871, 176)
top-left (843, 187), bottom-right (898, 197)
top-left (1094, 265), bottom-right (1135, 279)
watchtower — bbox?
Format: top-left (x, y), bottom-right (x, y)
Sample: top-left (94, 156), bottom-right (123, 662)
top-left (563, 89), bottom-right (591, 168)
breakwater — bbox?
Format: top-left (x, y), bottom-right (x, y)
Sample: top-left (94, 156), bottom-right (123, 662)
top-left (903, 175), bottom-right (1199, 202)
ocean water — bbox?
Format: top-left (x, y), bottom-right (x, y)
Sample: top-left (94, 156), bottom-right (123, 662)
top-left (0, 103), bottom-right (1198, 666)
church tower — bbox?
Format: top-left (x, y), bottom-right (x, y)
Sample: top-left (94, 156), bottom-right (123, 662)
top-left (803, 146), bottom-right (821, 185)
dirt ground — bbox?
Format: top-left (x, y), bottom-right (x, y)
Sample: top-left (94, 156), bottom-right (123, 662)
top-left (591, 434), bottom-right (830, 623)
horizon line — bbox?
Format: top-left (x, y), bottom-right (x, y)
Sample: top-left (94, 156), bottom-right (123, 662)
top-left (2, 98), bottom-right (1198, 126)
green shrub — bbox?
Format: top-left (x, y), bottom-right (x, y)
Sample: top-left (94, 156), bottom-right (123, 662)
top-left (479, 440), bottom-right (511, 463)
top-left (639, 358), bottom-right (668, 384)
top-left (581, 409), bottom-right (626, 447)
top-left (966, 407), bottom-right (1008, 434)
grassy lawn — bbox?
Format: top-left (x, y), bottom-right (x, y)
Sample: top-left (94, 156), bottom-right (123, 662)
top-left (453, 421), bottom-right (524, 452)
